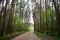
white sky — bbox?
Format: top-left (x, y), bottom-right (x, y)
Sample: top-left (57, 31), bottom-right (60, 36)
top-left (30, 13), bottom-right (34, 24)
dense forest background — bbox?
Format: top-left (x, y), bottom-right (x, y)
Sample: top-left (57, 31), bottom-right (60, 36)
top-left (0, 0), bottom-right (60, 40)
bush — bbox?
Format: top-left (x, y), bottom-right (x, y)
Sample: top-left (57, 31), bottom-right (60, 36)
top-left (13, 17), bottom-right (28, 32)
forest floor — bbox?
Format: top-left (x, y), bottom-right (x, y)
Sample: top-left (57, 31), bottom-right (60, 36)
top-left (12, 32), bottom-right (52, 40)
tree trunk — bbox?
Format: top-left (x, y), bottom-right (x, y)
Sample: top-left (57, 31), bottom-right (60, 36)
top-left (1, 0), bottom-right (9, 37)
top-left (7, 0), bottom-right (14, 33)
top-left (53, 0), bottom-right (60, 35)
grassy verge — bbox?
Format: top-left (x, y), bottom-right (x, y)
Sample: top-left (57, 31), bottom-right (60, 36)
top-left (35, 32), bottom-right (48, 38)
top-left (0, 31), bottom-right (26, 40)
top-left (53, 36), bottom-right (60, 40)
top-left (35, 32), bottom-right (60, 40)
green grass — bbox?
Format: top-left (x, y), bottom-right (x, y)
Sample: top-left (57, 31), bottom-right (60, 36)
top-left (53, 36), bottom-right (60, 40)
top-left (35, 32), bottom-right (60, 40)
top-left (35, 32), bottom-right (48, 38)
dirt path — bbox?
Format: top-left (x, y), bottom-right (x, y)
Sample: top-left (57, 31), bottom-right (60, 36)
top-left (12, 32), bottom-right (41, 40)
top-left (12, 32), bottom-right (52, 40)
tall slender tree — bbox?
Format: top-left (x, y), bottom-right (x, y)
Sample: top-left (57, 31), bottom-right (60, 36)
top-left (53, 0), bottom-right (60, 35)
top-left (1, 0), bottom-right (9, 36)
top-left (7, 0), bottom-right (14, 33)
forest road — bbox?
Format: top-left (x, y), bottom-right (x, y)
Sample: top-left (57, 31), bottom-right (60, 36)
top-left (12, 32), bottom-right (52, 40)
top-left (12, 32), bottom-right (41, 40)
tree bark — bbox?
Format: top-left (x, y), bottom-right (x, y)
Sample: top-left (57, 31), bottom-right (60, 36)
top-left (53, 0), bottom-right (60, 35)
top-left (7, 0), bottom-right (14, 33)
top-left (1, 0), bottom-right (9, 36)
